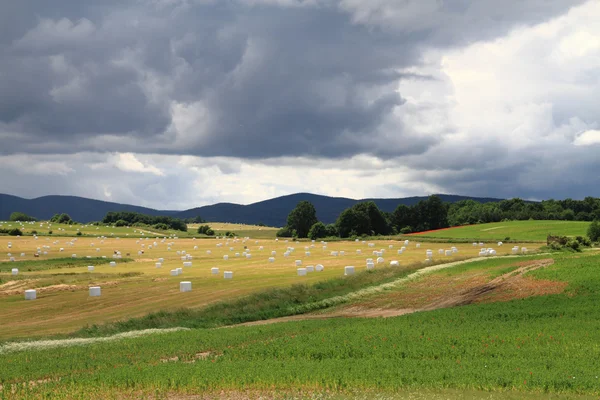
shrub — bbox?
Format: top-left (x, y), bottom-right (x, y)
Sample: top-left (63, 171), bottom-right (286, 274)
top-left (8, 228), bottom-right (23, 236)
top-left (154, 223), bottom-right (170, 230)
top-left (48, 230), bottom-right (53, 235)
top-left (588, 220), bottom-right (600, 243)
top-left (114, 220), bottom-right (128, 227)
top-left (31, 230), bottom-right (37, 235)
top-left (400, 226), bottom-right (413, 234)
top-left (276, 226), bottom-right (294, 238)
top-left (76, 231), bottom-right (82, 236)
top-left (308, 222), bottom-right (327, 240)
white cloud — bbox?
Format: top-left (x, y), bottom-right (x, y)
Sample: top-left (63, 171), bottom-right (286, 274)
top-left (112, 153), bottom-right (165, 176)
top-left (574, 130), bottom-right (600, 146)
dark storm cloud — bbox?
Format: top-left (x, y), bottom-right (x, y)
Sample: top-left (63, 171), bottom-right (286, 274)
top-left (0, 0), bottom-right (584, 159)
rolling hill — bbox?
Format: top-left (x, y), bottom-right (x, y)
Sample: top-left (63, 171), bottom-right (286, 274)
top-left (0, 192), bottom-right (503, 227)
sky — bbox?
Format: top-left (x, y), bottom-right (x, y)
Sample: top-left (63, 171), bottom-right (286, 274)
top-left (1, 0), bottom-right (599, 210)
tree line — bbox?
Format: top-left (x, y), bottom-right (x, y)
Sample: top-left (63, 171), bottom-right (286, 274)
top-left (278, 196), bottom-right (600, 240)
top-left (102, 211), bottom-right (188, 232)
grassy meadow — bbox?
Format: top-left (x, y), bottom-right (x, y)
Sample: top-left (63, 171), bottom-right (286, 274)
top-left (407, 220), bottom-right (590, 242)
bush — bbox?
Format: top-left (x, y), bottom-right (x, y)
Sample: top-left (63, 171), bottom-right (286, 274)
top-left (31, 230), bottom-right (37, 235)
top-left (504, 237), bottom-right (511, 241)
top-left (400, 226), bottom-right (413, 234)
top-left (154, 223), bottom-right (170, 230)
top-left (0, 228), bottom-right (24, 236)
top-left (276, 226), bottom-right (294, 238)
top-left (576, 236), bottom-right (592, 247)
top-left (76, 231), bottom-right (82, 236)
top-left (308, 222), bottom-right (327, 240)
top-left (48, 230), bottom-right (53, 235)
top-left (114, 220), bottom-right (128, 227)
top-left (588, 220), bottom-right (600, 242)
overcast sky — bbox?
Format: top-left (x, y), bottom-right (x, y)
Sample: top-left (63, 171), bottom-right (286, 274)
top-left (1, 0), bottom-right (599, 210)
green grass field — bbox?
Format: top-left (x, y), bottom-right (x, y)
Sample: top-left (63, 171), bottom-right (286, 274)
top-left (408, 220), bottom-right (591, 242)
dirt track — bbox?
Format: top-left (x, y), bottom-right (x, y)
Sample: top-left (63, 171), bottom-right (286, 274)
top-left (234, 258), bottom-right (561, 327)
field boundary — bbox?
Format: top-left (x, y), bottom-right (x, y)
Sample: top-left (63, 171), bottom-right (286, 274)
top-left (0, 328), bottom-right (190, 354)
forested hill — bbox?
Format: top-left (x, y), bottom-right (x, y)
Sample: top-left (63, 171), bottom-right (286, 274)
top-left (0, 192), bottom-right (502, 226)
top-left (175, 193), bottom-right (503, 226)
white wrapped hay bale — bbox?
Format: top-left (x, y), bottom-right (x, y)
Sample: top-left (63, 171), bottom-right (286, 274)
top-left (521, 247), bottom-right (528, 254)
top-left (498, 242), bottom-right (503, 246)
top-left (445, 250), bottom-right (452, 256)
top-left (12, 268), bottom-right (18, 275)
top-left (305, 251), bottom-right (311, 257)
top-left (271, 251), bottom-right (276, 256)
top-left (170, 269), bottom-right (178, 276)
top-left (211, 267), bottom-right (219, 275)
top-left (297, 268), bottom-right (307, 276)
top-left (25, 289), bottom-right (36, 300)
top-left (473, 242), bottom-right (477, 247)
top-left (356, 249), bottom-right (362, 254)
top-left (368, 243), bottom-right (375, 248)
top-left (377, 257), bottom-right (384, 264)
top-left (397, 250), bottom-right (403, 255)
top-left (158, 258), bottom-right (164, 263)
top-left (156, 263), bottom-right (162, 268)
top-left (269, 257), bottom-right (275, 263)
top-left (206, 250), bottom-right (212, 255)
top-left (390, 260), bottom-right (399, 267)
top-left (438, 249), bottom-right (444, 255)
top-left (315, 264), bottom-right (324, 272)
top-left (20, 253), bottom-right (25, 257)
top-left (180, 281), bottom-right (192, 292)
top-left (9, 257), bottom-right (15, 262)
top-left (388, 244), bottom-right (393, 249)
top-left (224, 271), bottom-right (233, 279)
top-left (176, 267), bottom-right (183, 275)
top-left (295, 260), bottom-right (302, 266)
top-left (331, 251), bottom-right (338, 256)
top-left (246, 253), bottom-right (252, 259)
top-left (416, 243), bottom-right (421, 248)
top-left (87, 266), bottom-right (94, 272)
top-left (512, 246), bottom-right (519, 254)
top-left (183, 261), bottom-right (192, 267)
top-left (89, 286), bottom-right (101, 297)
top-left (110, 261), bottom-right (116, 267)
top-left (71, 254), bottom-right (77, 258)
top-left (404, 240), bottom-right (409, 245)
top-left (344, 266), bottom-right (355, 275)
top-left (340, 251), bottom-right (345, 256)
top-left (306, 265), bottom-right (314, 272)
top-left (223, 255), bottom-right (229, 261)
top-left (366, 261), bottom-right (375, 270)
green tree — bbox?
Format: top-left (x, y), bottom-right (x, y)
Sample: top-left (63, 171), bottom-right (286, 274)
top-left (286, 201), bottom-right (318, 238)
top-left (588, 220), bottom-right (600, 242)
top-left (308, 222), bottom-right (327, 240)
top-left (9, 212), bottom-right (37, 222)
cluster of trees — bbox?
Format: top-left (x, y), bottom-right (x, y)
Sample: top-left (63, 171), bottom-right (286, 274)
top-left (102, 212), bottom-right (188, 232)
top-left (279, 196), bottom-right (600, 240)
top-left (278, 196), bottom-right (450, 239)
top-left (50, 213), bottom-right (74, 224)
top-left (448, 197), bottom-right (600, 225)
top-left (197, 225), bottom-right (215, 236)
top-left (9, 212), bottom-right (37, 222)
top-left (0, 228), bottom-right (23, 236)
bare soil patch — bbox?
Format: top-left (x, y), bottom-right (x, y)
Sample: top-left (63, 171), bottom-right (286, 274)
top-left (232, 259), bottom-right (565, 328)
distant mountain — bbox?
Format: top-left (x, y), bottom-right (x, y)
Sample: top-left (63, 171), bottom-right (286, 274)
top-left (0, 192), bottom-right (504, 227)
top-left (0, 194), bottom-right (178, 223)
